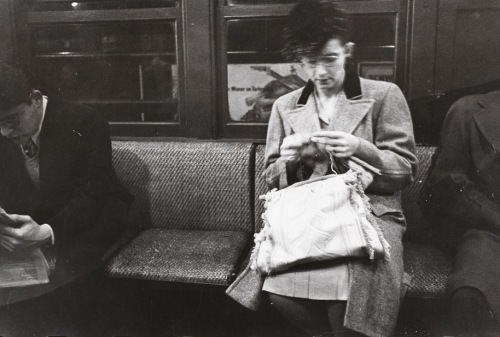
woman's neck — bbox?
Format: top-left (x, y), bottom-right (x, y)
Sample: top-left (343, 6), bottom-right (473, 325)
top-left (316, 89), bottom-right (339, 102)
top-left (316, 85), bottom-right (341, 102)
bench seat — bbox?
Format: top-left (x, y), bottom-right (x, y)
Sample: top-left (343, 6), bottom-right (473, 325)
top-left (107, 229), bottom-right (250, 286)
top-left (109, 141), bottom-right (453, 301)
top-left (108, 141), bottom-right (255, 287)
top-left (404, 242), bottom-right (451, 298)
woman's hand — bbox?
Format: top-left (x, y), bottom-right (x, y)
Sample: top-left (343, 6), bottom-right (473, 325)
top-left (280, 133), bottom-right (311, 161)
top-left (311, 131), bottom-right (360, 158)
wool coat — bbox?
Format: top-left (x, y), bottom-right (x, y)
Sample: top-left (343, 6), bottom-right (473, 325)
top-left (228, 71), bottom-right (417, 337)
top-left (420, 89), bottom-right (500, 320)
top-left (0, 98), bottom-right (132, 304)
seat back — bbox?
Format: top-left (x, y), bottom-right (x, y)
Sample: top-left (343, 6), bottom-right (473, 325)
top-left (401, 145), bottom-right (437, 242)
top-left (112, 141), bottom-right (255, 233)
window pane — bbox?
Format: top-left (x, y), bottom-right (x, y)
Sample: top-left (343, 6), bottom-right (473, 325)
top-left (227, 18), bottom-right (298, 123)
top-left (226, 0), bottom-right (374, 4)
top-left (29, 0), bottom-right (177, 11)
top-left (225, 14), bottom-right (396, 123)
top-left (227, 0), bottom-right (296, 4)
top-left (351, 15), bottom-right (395, 47)
top-left (351, 15), bottom-right (396, 82)
top-left (227, 18), bottom-right (285, 57)
top-left (30, 21), bottom-right (179, 123)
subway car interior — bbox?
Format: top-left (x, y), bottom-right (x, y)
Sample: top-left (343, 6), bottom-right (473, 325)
top-left (0, 0), bottom-right (500, 336)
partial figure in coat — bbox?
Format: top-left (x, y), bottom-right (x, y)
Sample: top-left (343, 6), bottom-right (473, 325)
top-left (0, 62), bottom-right (132, 308)
top-left (233, 1), bottom-right (417, 336)
top-left (420, 89), bottom-right (500, 337)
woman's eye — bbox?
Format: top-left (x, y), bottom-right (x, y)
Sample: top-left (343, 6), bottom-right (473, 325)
top-left (322, 57), bottom-right (338, 64)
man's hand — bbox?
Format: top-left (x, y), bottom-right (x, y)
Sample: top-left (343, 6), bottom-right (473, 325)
top-left (0, 215), bottom-right (52, 253)
top-left (311, 131), bottom-right (361, 158)
top-left (280, 133), bottom-right (311, 161)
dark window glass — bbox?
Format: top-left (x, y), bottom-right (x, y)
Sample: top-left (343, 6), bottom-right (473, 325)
top-left (29, 0), bottom-right (177, 11)
top-left (30, 21), bottom-right (179, 123)
top-left (226, 0), bottom-right (373, 4)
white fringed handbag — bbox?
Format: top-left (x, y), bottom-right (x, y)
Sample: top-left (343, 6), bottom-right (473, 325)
top-left (250, 168), bottom-right (390, 275)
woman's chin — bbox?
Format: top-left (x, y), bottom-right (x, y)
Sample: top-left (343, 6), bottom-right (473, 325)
top-left (315, 80), bottom-right (336, 91)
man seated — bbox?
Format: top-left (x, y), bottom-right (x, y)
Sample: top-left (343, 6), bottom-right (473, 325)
top-left (420, 89), bottom-right (500, 337)
top-left (0, 62), bottom-right (132, 301)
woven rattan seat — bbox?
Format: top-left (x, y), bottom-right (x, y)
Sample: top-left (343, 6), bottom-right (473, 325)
top-left (109, 141), bottom-right (452, 298)
top-left (107, 229), bottom-right (250, 286)
top-left (404, 242), bottom-right (451, 298)
top-left (402, 146), bottom-right (452, 298)
top-left (107, 141), bottom-right (255, 286)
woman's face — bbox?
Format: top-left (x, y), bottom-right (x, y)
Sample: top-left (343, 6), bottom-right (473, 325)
top-left (300, 38), bottom-right (349, 95)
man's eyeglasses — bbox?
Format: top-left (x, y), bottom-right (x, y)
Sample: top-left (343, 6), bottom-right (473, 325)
top-left (301, 56), bottom-right (340, 68)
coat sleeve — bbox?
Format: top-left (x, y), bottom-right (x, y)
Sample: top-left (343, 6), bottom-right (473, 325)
top-left (47, 112), bottom-right (131, 266)
top-left (354, 83), bottom-right (417, 194)
top-left (263, 100), bottom-right (300, 190)
top-left (420, 97), bottom-right (500, 230)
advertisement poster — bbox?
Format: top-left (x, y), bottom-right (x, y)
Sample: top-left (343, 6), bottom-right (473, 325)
top-left (227, 63), bottom-right (307, 122)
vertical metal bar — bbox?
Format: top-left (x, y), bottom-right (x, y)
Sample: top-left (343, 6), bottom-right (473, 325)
top-left (182, 0), bottom-right (214, 138)
top-left (139, 64), bottom-right (144, 100)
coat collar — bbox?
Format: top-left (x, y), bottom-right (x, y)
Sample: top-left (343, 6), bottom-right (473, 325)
top-left (473, 90), bottom-right (500, 151)
top-left (283, 70), bottom-right (374, 134)
top-left (296, 68), bottom-right (363, 106)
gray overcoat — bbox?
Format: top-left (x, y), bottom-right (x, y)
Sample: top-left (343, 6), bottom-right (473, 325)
top-left (228, 72), bottom-right (417, 337)
top-left (421, 89), bottom-right (500, 320)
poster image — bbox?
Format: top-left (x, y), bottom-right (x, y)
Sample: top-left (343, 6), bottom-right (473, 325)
top-left (227, 63), bottom-right (307, 122)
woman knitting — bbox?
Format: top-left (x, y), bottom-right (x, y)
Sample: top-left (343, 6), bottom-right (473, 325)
top-left (262, 1), bottom-right (417, 336)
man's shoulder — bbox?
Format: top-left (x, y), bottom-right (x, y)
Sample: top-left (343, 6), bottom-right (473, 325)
top-left (452, 94), bottom-right (481, 110)
top-left (46, 98), bottom-right (106, 130)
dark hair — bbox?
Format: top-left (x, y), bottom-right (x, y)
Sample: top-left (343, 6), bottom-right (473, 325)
top-left (0, 62), bottom-right (32, 112)
top-left (282, 0), bottom-right (349, 61)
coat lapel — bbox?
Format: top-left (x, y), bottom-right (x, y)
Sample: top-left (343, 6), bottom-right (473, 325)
top-left (38, 100), bottom-right (72, 195)
top-left (330, 93), bottom-right (375, 133)
top-left (281, 94), bottom-right (321, 133)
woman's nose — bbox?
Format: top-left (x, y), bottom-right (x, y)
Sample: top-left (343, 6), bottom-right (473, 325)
top-left (314, 64), bottom-right (328, 76)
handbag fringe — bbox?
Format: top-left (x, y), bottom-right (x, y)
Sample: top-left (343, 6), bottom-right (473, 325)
top-left (250, 191), bottom-right (274, 273)
top-left (350, 172), bottom-right (392, 261)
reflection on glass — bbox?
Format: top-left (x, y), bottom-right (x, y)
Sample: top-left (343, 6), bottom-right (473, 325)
top-left (226, 14), bottom-right (396, 123)
top-left (31, 22), bottom-right (175, 55)
top-left (30, 22), bottom-right (178, 123)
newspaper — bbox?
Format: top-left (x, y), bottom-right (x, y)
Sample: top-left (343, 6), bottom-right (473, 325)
top-left (0, 248), bottom-right (50, 288)
top-left (0, 208), bottom-right (50, 288)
